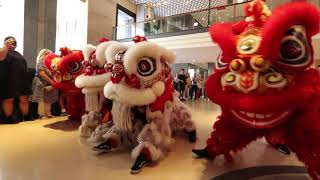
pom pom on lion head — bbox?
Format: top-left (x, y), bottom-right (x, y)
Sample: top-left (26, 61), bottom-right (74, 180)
top-left (104, 38), bottom-right (176, 109)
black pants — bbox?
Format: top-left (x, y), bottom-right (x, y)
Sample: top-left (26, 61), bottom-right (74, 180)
top-left (189, 85), bottom-right (198, 100)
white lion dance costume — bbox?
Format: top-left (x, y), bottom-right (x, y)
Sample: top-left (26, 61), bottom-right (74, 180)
top-left (93, 36), bottom-right (197, 174)
top-left (75, 38), bottom-right (127, 142)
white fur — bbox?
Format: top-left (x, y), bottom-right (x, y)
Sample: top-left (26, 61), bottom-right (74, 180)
top-left (170, 96), bottom-right (195, 132)
top-left (105, 42), bottom-right (128, 64)
top-left (145, 101), bottom-right (175, 148)
top-left (123, 42), bottom-right (176, 80)
top-left (87, 122), bottom-right (112, 143)
top-left (79, 111), bottom-right (100, 137)
top-left (82, 87), bottom-right (103, 94)
top-left (75, 73), bottom-right (110, 89)
top-left (102, 132), bottom-right (119, 141)
top-left (36, 48), bottom-right (52, 64)
top-left (104, 82), bottom-right (157, 106)
top-left (151, 81), bottom-right (165, 96)
top-left (82, 44), bottom-right (96, 60)
top-left (95, 41), bottom-right (116, 68)
top-left (138, 123), bottom-right (163, 145)
top-left (131, 141), bottom-right (161, 161)
top-left (102, 132), bottom-right (121, 146)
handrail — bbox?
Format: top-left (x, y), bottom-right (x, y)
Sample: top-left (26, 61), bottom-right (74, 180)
top-left (114, 0), bottom-right (252, 28)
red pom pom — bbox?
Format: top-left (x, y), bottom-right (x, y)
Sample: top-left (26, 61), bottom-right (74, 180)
top-left (59, 47), bottom-right (72, 57)
top-left (84, 66), bottom-right (94, 76)
top-left (133, 35), bottom-right (147, 43)
top-left (96, 68), bottom-right (106, 75)
top-left (82, 60), bottom-right (90, 67)
top-left (99, 37), bottom-right (109, 43)
top-left (125, 74), bottom-right (141, 89)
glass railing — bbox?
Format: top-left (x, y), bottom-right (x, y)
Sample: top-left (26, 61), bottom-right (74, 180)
top-left (113, 1), bottom-right (250, 40)
top-left (112, 0), bottom-right (320, 40)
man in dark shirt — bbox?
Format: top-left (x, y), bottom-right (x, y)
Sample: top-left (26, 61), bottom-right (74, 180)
top-left (178, 69), bottom-right (186, 101)
top-left (0, 36), bottom-right (31, 123)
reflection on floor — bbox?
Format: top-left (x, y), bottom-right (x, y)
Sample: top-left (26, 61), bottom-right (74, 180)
top-left (0, 100), bottom-right (306, 180)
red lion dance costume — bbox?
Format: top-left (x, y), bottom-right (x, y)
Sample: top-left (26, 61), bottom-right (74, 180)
top-left (192, 1), bottom-right (320, 179)
top-left (44, 48), bottom-right (85, 120)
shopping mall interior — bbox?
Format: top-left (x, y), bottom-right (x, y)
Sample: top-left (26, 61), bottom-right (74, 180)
top-left (0, 0), bottom-right (320, 179)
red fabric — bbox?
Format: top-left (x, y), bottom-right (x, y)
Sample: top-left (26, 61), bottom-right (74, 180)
top-left (141, 147), bottom-right (152, 161)
top-left (150, 78), bottom-right (174, 113)
top-left (109, 138), bottom-right (119, 148)
top-left (209, 23), bottom-right (237, 63)
top-left (101, 111), bottom-right (111, 124)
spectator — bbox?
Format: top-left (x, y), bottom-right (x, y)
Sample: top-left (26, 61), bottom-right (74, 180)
top-left (173, 73), bottom-right (179, 91)
top-left (189, 75), bottom-right (198, 100)
top-left (30, 49), bottom-right (59, 119)
top-left (0, 36), bottom-right (31, 123)
top-left (184, 73), bottom-right (192, 100)
top-left (197, 75), bottom-right (204, 99)
top-left (178, 69), bottom-right (187, 101)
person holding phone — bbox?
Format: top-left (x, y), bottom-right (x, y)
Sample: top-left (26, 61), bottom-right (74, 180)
top-left (0, 36), bottom-right (31, 123)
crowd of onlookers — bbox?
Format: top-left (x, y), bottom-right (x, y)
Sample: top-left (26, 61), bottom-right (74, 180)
top-left (0, 36), bottom-right (67, 124)
top-left (173, 69), bottom-right (207, 101)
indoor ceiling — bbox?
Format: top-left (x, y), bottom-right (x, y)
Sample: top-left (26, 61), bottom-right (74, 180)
top-left (129, 0), bottom-right (229, 17)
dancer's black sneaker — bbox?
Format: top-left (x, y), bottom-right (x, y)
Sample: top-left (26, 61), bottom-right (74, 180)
top-left (187, 130), bottom-right (197, 143)
top-left (275, 144), bottom-right (291, 155)
top-left (93, 141), bottom-right (112, 153)
top-left (130, 154), bottom-right (148, 174)
top-left (192, 148), bottom-right (210, 158)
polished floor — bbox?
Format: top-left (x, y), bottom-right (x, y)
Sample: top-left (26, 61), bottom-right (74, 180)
top-left (0, 100), bottom-right (306, 180)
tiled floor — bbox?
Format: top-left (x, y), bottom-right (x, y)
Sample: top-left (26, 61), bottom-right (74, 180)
top-left (0, 100), bottom-right (304, 180)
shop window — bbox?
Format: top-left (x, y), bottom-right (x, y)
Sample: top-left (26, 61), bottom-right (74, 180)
top-left (116, 4), bottom-right (136, 39)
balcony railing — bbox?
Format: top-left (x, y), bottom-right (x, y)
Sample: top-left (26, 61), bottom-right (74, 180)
top-left (113, 0), bottom-right (320, 41)
top-left (113, 0), bottom-right (251, 40)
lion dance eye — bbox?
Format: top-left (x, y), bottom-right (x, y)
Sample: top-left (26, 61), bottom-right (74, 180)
top-left (280, 37), bottom-right (306, 66)
top-left (229, 59), bottom-right (246, 73)
top-left (279, 27), bottom-right (310, 68)
top-left (68, 62), bottom-right (82, 74)
top-left (137, 57), bottom-right (156, 76)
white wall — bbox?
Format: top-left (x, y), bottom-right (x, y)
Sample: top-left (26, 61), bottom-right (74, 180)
top-left (0, 0), bottom-right (25, 54)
